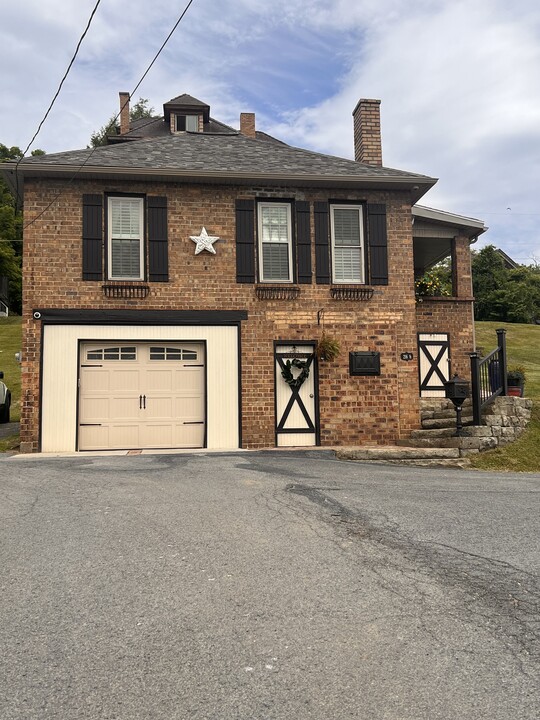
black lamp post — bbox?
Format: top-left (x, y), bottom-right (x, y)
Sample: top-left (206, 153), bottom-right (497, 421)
top-left (444, 374), bottom-right (470, 437)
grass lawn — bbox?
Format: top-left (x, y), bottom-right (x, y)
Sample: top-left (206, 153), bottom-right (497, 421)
top-left (0, 316), bottom-right (22, 423)
top-left (0, 317), bottom-right (538, 469)
top-left (0, 316), bottom-right (22, 452)
top-left (471, 322), bottom-right (540, 472)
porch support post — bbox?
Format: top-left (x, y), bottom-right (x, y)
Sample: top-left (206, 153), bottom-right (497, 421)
top-left (453, 235), bottom-right (473, 298)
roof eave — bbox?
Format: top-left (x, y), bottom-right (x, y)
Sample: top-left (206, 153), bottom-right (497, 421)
top-left (412, 204), bottom-right (487, 239)
top-left (3, 163), bottom-right (436, 201)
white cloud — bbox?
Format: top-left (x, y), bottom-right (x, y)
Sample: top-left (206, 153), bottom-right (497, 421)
top-left (1, 0), bottom-right (539, 260)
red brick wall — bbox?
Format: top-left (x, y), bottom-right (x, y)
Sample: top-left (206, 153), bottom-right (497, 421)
top-left (416, 236), bottom-right (475, 381)
top-left (20, 178), bottom-right (470, 451)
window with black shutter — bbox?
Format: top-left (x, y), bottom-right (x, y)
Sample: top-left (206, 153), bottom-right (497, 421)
top-left (82, 194), bottom-right (103, 280)
top-left (148, 196), bottom-right (168, 282)
top-left (296, 201), bottom-right (311, 284)
top-left (367, 203), bottom-right (389, 285)
top-left (314, 202), bottom-right (330, 284)
top-left (82, 194), bottom-right (169, 283)
top-left (235, 199), bottom-right (255, 283)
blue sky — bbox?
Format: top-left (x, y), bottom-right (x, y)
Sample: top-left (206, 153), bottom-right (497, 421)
top-left (1, 0), bottom-right (539, 263)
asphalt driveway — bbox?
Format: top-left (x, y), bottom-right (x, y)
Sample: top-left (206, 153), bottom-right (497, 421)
top-left (1, 450), bottom-right (539, 719)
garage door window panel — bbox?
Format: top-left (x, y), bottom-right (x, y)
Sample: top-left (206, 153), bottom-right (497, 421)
top-left (150, 346), bottom-right (198, 361)
top-left (108, 198), bottom-right (144, 280)
top-left (86, 346), bottom-right (137, 361)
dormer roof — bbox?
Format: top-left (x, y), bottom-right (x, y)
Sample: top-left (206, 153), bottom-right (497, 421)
top-left (163, 93), bottom-right (210, 123)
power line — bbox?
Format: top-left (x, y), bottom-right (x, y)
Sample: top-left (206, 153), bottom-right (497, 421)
top-left (15, 0), bottom-right (103, 200)
top-left (21, 0), bottom-right (197, 230)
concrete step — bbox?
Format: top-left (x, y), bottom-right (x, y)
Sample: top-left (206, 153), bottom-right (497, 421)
top-left (354, 458), bottom-right (471, 469)
top-left (398, 436), bottom-right (498, 451)
top-left (336, 446), bottom-right (460, 461)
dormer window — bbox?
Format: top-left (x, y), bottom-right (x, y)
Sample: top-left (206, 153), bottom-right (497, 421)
top-left (175, 114), bottom-right (199, 132)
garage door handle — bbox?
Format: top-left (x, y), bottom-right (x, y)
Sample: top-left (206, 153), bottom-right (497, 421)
top-left (143, 395), bottom-right (146, 409)
top-left (183, 421), bottom-right (204, 425)
top-left (139, 395), bottom-right (142, 409)
top-left (80, 423), bottom-right (102, 426)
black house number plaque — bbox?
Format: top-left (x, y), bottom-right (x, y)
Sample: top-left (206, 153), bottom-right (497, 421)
top-left (400, 352), bottom-right (414, 361)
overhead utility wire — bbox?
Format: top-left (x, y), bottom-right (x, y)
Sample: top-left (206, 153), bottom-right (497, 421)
top-left (15, 0), bottom-right (103, 197)
top-left (21, 0), bottom-right (197, 230)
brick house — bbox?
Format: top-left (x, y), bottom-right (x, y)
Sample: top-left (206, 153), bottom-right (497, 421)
top-left (3, 93), bottom-right (486, 453)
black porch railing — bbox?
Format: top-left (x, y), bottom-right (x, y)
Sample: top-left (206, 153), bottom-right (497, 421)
top-left (470, 328), bottom-right (508, 425)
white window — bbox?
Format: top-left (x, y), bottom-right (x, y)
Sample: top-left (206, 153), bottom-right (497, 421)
top-left (175, 114), bottom-right (199, 132)
top-left (258, 203), bottom-right (293, 283)
top-left (331, 205), bottom-right (364, 283)
top-left (108, 197), bottom-right (144, 280)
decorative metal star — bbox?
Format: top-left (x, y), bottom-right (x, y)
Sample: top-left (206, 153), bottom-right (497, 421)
top-left (190, 227), bottom-right (220, 255)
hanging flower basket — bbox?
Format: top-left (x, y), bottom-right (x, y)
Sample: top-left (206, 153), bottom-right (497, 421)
top-left (316, 333), bottom-right (341, 362)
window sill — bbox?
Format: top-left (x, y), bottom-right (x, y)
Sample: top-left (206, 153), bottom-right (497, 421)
top-left (330, 286), bottom-right (374, 301)
top-left (416, 295), bottom-right (474, 303)
top-left (103, 284), bottom-right (150, 299)
top-left (255, 285), bottom-right (300, 300)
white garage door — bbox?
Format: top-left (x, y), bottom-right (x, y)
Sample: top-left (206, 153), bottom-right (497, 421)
top-left (79, 342), bottom-right (205, 450)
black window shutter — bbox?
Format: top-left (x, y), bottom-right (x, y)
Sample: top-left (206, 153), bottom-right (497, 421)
top-left (235, 199), bottom-right (255, 283)
top-left (82, 194), bottom-right (103, 280)
top-left (296, 201), bottom-right (311, 284)
top-left (367, 203), bottom-right (389, 285)
top-left (314, 201), bottom-right (330, 284)
top-left (148, 196), bottom-right (168, 282)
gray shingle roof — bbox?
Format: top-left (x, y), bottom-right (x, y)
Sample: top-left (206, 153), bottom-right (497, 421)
top-left (113, 115), bottom-right (237, 141)
top-left (17, 132), bottom-right (433, 181)
top-left (164, 94), bottom-right (209, 108)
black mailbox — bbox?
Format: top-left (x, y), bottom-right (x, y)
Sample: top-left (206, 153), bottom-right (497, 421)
top-left (349, 351), bottom-right (381, 376)
top-left (444, 374), bottom-right (470, 405)
top-left (444, 374), bottom-right (470, 437)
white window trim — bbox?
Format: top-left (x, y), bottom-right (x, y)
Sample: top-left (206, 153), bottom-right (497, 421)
top-left (174, 113), bottom-right (200, 133)
top-left (257, 202), bottom-right (294, 283)
top-left (330, 204), bottom-right (365, 284)
top-left (107, 197), bottom-right (145, 281)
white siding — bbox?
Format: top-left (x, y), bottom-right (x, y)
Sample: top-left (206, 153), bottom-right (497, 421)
top-left (42, 325), bottom-right (239, 452)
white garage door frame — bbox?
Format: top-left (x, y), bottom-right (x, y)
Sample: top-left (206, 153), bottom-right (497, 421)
top-left (40, 324), bottom-right (240, 452)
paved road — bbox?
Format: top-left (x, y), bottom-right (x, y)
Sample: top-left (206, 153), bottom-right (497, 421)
top-left (0, 420), bottom-right (19, 440)
top-left (0, 451), bottom-right (539, 719)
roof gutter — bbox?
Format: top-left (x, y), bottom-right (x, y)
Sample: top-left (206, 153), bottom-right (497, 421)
top-left (2, 162), bottom-right (437, 204)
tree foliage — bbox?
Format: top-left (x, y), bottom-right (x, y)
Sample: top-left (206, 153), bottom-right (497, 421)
top-left (415, 259), bottom-right (452, 297)
top-left (89, 97), bottom-right (155, 147)
top-left (0, 143), bottom-right (45, 313)
top-left (472, 245), bottom-right (540, 324)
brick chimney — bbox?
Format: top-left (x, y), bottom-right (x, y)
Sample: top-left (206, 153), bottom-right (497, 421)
top-left (240, 112), bottom-right (256, 138)
top-left (119, 92), bottom-right (130, 135)
top-left (352, 98), bottom-right (382, 166)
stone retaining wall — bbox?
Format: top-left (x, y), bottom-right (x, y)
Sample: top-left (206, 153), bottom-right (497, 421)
top-left (419, 396), bottom-right (533, 456)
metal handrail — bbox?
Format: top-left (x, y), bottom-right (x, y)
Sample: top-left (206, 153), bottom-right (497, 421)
top-left (470, 329), bottom-right (508, 425)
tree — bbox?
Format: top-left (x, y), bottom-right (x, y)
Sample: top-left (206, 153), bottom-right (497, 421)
top-left (415, 258), bottom-right (452, 297)
top-left (89, 97), bottom-right (155, 147)
top-left (472, 245), bottom-right (540, 324)
top-left (0, 143), bottom-right (45, 313)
